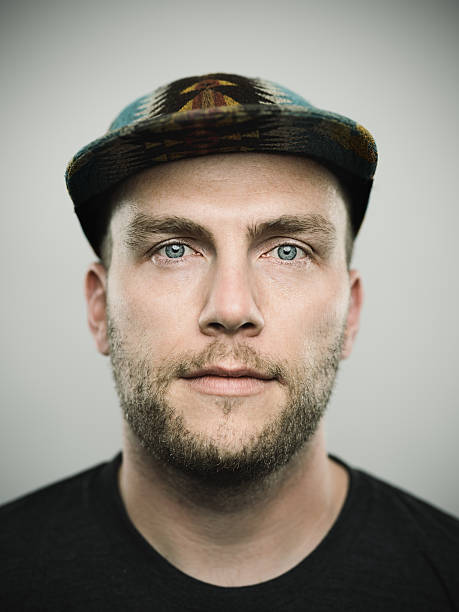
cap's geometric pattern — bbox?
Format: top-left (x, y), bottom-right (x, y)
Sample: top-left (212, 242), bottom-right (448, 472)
top-left (65, 73), bottom-right (378, 257)
top-left (177, 78), bottom-right (241, 112)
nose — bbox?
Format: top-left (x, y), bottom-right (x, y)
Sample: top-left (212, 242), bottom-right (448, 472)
top-left (198, 260), bottom-right (264, 338)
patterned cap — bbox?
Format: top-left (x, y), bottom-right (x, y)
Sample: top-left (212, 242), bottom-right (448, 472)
top-left (65, 73), bottom-right (378, 257)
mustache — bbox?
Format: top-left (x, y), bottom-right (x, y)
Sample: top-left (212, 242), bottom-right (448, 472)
top-left (157, 341), bottom-right (289, 385)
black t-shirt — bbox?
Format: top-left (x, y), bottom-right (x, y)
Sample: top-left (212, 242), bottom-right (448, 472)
top-left (1, 453), bottom-right (458, 611)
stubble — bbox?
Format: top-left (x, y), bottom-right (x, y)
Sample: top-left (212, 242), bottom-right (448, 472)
top-left (107, 310), bottom-right (345, 490)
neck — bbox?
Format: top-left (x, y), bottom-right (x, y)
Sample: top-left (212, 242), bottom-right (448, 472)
top-left (118, 421), bottom-right (348, 587)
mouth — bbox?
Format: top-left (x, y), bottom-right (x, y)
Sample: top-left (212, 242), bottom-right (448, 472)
top-left (181, 366), bottom-right (276, 397)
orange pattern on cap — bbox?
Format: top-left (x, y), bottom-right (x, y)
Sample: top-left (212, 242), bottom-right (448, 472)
top-left (178, 79), bottom-right (240, 112)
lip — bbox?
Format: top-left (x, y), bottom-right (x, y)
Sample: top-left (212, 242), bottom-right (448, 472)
top-left (183, 375), bottom-right (273, 396)
top-left (181, 365), bottom-right (275, 396)
top-left (182, 366), bottom-right (274, 380)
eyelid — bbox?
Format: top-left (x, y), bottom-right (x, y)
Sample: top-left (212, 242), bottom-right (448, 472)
top-left (148, 239), bottom-right (198, 257)
top-left (266, 249), bottom-right (307, 265)
top-left (264, 239), bottom-right (312, 257)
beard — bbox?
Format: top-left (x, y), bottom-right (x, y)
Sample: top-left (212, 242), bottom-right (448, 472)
top-left (107, 310), bottom-right (345, 489)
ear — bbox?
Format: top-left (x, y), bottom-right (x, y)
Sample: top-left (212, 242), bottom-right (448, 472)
top-left (341, 269), bottom-right (364, 359)
top-left (85, 262), bottom-right (109, 356)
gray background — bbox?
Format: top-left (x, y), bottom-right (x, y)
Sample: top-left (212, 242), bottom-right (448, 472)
top-left (1, 0), bottom-right (458, 515)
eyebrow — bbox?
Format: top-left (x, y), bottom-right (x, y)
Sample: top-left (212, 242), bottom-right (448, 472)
top-left (123, 212), bottom-right (336, 254)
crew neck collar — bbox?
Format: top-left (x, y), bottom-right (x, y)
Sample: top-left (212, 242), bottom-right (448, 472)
top-left (92, 452), bottom-right (369, 608)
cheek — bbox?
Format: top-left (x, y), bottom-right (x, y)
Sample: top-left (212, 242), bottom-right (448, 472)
top-left (109, 269), bottom-right (200, 352)
top-left (266, 272), bottom-right (349, 354)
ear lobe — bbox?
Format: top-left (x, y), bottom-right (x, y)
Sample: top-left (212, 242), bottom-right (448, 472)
top-left (85, 262), bottom-right (110, 356)
top-left (341, 269), bottom-right (364, 360)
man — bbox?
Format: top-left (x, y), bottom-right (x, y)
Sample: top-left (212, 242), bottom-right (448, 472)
top-left (1, 73), bottom-right (458, 610)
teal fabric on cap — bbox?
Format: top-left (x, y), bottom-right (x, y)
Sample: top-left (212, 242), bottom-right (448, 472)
top-left (65, 73), bottom-right (378, 257)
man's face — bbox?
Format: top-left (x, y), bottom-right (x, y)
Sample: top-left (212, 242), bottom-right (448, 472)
top-left (91, 153), bottom-right (361, 485)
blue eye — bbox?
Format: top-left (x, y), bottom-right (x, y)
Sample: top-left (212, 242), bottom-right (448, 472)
top-left (153, 242), bottom-right (196, 260)
top-left (152, 242), bottom-right (308, 264)
top-left (163, 243), bottom-right (187, 258)
top-left (276, 245), bottom-right (297, 260)
top-left (270, 244), bottom-right (307, 261)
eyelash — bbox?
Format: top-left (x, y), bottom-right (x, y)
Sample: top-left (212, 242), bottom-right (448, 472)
top-left (149, 240), bottom-right (312, 265)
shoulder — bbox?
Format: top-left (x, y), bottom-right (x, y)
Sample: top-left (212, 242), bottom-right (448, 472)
top-left (353, 465), bottom-right (459, 544)
top-left (0, 457), bottom-right (120, 609)
top-left (0, 459), bottom-right (110, 557)
top-left (1, 460), bottom-right (106, 515)
top-left (343, 461), bottom-right (459, 607)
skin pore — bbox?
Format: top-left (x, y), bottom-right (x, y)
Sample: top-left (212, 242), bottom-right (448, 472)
top-left (85, 153), bottom-right (363, 587)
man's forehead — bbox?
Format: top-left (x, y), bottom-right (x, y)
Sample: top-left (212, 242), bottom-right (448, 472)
top-left (110, 153), bottom-right (348, 230)
top-left (118, 153), bottom-right (341, 196)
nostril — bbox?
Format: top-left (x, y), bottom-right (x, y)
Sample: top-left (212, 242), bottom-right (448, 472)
top-left (208, 320), bottom-right (255, 332)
